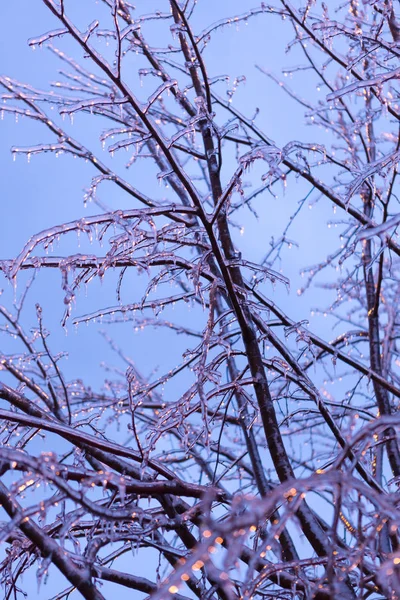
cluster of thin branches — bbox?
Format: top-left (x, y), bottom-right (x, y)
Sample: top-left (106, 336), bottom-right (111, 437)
top-left (1, 0), bottom-right (400, 598)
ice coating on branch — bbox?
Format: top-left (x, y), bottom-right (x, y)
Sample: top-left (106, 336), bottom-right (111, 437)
top-left (28, 28), bottom-right (68, 47)
top-left (327, 67), bottom-right (400, 102)
top-left (239, 143), bottom-right (282, 171)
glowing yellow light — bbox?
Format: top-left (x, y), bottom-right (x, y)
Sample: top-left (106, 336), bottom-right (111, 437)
top-left (192, 560), bottom-right (204, 571)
